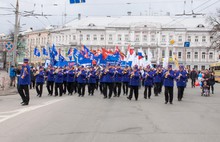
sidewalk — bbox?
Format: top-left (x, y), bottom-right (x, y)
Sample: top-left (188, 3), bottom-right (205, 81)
top-left (0, 70), bottom-right (17, 96)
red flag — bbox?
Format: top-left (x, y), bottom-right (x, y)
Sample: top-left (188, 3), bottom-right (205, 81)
top-left (115, 45), bottom-right (119, 53)
top-left (102, 48), bottom-right (109, 60)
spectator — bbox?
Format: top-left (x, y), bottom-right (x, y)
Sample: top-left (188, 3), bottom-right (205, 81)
top-left (9, 65), bottom-right (16, 87)
top-left (190, 68), bottom-right (197, 88)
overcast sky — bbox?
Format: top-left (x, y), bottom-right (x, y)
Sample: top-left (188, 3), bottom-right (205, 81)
top-left (0, 0), bottom-right (219, 34)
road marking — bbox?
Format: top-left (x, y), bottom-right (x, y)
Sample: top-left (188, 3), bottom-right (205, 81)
top-left (0, 99), bottom-right (64, 124)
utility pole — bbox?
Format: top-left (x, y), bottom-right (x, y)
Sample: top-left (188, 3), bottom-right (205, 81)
top-left (13, 0), bottom-right (19, 66)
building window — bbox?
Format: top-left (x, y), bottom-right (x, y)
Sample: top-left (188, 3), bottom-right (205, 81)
top-left (86, 34), bottom-right (90, 41)
top-left (143, 35), bottom-right (147, 41)
top-left (62, 36), bottom-right (64, 42)
top-left (66, 35), bottom-right (68, 41)
top-left (178, 52), bottom-right (182, 59)
top-left (187, 52), bottom-right (191, 59)
top-left (169, 35), bottom-right (173, 42)
top-left (194, 65), bottom-right (198, 70)
top-left (125, 34), bottom-right (129, 41)
top-left (135, 35), bottom-right (140, 41)
top-left (100, 35), bottom-right (104, 41)
top-left (202, 52), bottom-right (206, 59)
top-left (169, 50), bottom-right (172, 58)
top-left (69, 35), bottom-right (72, 40)
top-left (202, 36), bottom-right (206, 42)
top-left (178, 36), bottom-right (182, 42)
top-left (194, 52), bottom-right (198, 59)
top-left (209, 52), bottom-right (213, 59)
top-left (109, 34), bottom-right (113, 41)
top-left (118, 34), bottom-right (122, 41)
top-left (195, 36), bottom-right (199, 42)
top-left (80, 34), bottom-right (83, 40)
top-left (201, 65), bottom-right (205, 70)
top-left (93, 35), bottom-right (97, 41)
top-left (162, 50), bottom-right (165, 58)
top-left (187, 36), bottom-right (191, 42)
top-left (151, 35), bottom-right (155, 42)
top-left (162, 35), bottom-right (166, 42)
top-left (73, 35), bottom-right (76, 40)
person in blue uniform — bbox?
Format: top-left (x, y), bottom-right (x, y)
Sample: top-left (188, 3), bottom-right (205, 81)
top-left (35, 66), bottom-right (45, 97)
top-left (127, 65), bottom-right (141, 101)
top-left (175, 65), bottom-right (187, 101)
top-left (87, 67), bottom-right (97, 96)
top-left (143, 65), bottom-right (154, 99)
top-left (162, 65), bottom-right (175, 104)
top-left (77, 66), bottom-right (87, 97)
top-left (18, 58), bottom-right (31, 106)
top-left (153, 65), bottom-right (163, 96)
top-left (63, 66), bottom-right (68, 95)
top-left (46, 66), bottom-right (55, 96)
top-left (103, 64), bottom-right (115, 99)
top-left (122, 66), bottom-right (130, 96)
top-left (54, 67), bottom-right (64, 97)
top-left (114, 64), bottom-right (123, 97)
top-left (99, 66), bottom-right (105, 95)
top-left (67, 66), bottom-right (76, 95)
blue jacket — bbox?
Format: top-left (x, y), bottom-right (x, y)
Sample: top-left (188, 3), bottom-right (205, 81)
top-left (67, 70), bottom-right (76, 82)
top-left (36, 71), bottom-right (45, 84)
top-left (19, 65), bottom-right (31, 85)
top-left (162, 70), bottom-right (175, 87)
top-left (153, 70), bottom-right (163, 83)
top-left (88, 70), bottom-right (97, 84)
top-left (77, 70), bottom-right (87, 84)
top-left (55, 71), bottom-right (63, 83)
top-left (129, 71), bottom-right (140, 86)
top-left (100, 70), bottom-right (105, 83)
top-left (114, 68), bottom-right (123, 83)
top-left (47, 70), bottom-right (55, 82)
top-left (122, 70), bottom-right (130, 83)
top-left (175, 70), bottom-right (187, 87)
top-left (143, 71), bottom-right (154, 86)
top-left (103, 68), bottom-right (115, 83)
top-left (9, 67), bottom-right (16, 77)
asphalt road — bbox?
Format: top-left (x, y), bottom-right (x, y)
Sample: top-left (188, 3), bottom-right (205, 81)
top-left (0, 83), bottom-right (220, 142)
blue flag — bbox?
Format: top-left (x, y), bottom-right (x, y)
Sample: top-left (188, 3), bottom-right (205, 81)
top-left (59, 54), bottom-right (65, 62)
top-left (43, 47), bottom-right (48, 56)
top-left (34, 47), bottom-right (40, 57)
top-left (70, 0), bottom-right (86, 4)
top-left (52, 44), bottom-right (58, 56)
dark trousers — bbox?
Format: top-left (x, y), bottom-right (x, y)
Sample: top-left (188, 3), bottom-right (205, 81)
top-left (103, 83), bottom-right (113, 98)
top-left (99, 83), bottom-right (104, 94)
top-left (128, 86), bottom-right (139, 100)
top-left (159, 82), bottom-right (163, 93)
top-left (19, 85), bottom-right (30, 104)
top-left (154, 83), bottom-right (161, 96)
top-left (78, 83), bottom-right (85, 96)
top-left (47, 81), bottom-right (54, 95)
top-left (164, 86), bottom-right (173, 103)
top-left (67, 82), bottom-right (75, 94)
top-left (88, 83), bottom-right (96, 95)
top-left (210, 85), bottom-right (214, 93)
top-left (114, 82), bottom-right (122, 97)
top-left (55, 83), bottom-right (63, 96)
top-left (96, 79), bottom-right (99, 90)
top-left (191, 79), bottom-right (196, 88)
top-left (36, 83), bottom-right (43, 97)
top-left (123, 82), bottom-right (129, 95)
top-left (144, 86), bottom-right (152, 99)
top-left (63, 81), bottom-right (67, 94)
top-left (30, 80), bottom-right (35, 89)
top-left (177, 86), bottom-right (184, 101)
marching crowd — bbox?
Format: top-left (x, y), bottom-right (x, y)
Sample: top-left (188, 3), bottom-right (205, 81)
top-left (10, 58), bottom-right (216, 106)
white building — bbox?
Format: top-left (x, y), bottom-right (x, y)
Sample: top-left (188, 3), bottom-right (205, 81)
top-left (26, 15), bottom-right (220, 70)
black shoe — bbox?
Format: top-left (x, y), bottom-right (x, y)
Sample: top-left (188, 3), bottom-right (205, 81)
top-left (170, 102), bottom-right (173, 104)
top-left (103, 96), bottom-right (107, 99)
top-left (20, 102), bottom-right (25, 104)
top-left (127, 97), bottom-right (131, 100)
top-left (21, 103), bottom-right (28, 106)
top-left (144, 97), bottom-right (147, 99)
top-left (165, 102), bottom-right (168, 104)
top-left (148, 97), bottom-right (150, 99)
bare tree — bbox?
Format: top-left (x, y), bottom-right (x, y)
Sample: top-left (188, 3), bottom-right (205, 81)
top-left (207, 9), bottom-right (220, 51)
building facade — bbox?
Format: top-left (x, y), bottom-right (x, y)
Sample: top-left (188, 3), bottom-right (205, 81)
top-left (25, 16), bottom-right (220, 70)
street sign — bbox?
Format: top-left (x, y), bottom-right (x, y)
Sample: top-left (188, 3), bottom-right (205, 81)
top-left (184, 42), bottom-right (190, 47)
top-left (4, 42), bottom-right (14, 52)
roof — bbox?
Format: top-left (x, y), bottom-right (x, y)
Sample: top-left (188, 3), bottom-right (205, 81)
top-left (65, 15), bottom-right (212, 30)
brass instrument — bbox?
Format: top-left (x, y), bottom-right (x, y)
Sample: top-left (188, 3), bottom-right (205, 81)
top-left (165, 71), bottom-right (170, 78)
top-left (130, 71), bottom-right (135, 78)
top-left (77, 71), bottom-right (82, 77)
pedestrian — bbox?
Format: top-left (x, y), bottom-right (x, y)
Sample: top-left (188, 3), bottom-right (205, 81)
top-left (77, 66), bottom-right (87, 97)
top-left (30, 67), bottom-right (36, 89)
top-left (67, 66), bottom-right (76, 95)
top-left (122, 66), bottom-right (130, 96)
top-left (175, 65), bottom-right (187, 101)
top-left (143, 65), bottom-right (154, 99)
top-left (35, 66), bottom-right (45, 97)
top-left (46, 66), bottom-right (55, 96)
top-left (87, 67), bottom-right (96, 96)
top-left (163, 65), bottom-right (175, 104)
top-left (209, 72), bottom-right (215, 94)
top-left (153, 65), bottom-right (163, 96)
top-left (9, 65), bottom-right (16, 87)
top-left (54, 67), bottom-right (64, 97)
top-left (190, 68), bottom-right (197, 88)
top-left (18, 58), bottom-right (31, 106)
top-left (114, 64), bottom-right (123, 97)
top-left (63, 66), bottom-right (68, 95)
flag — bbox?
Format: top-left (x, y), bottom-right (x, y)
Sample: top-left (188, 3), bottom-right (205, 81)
top-left (51, 44), bottom-right (58, 56)
top-left (173, 52), bottom-right (179, 70)
top-left (128, 44), bottom-right (134, 55)
top-left (147, 48), bottom-right (153, 66)
top-left (34, 47), bottom-right (40, 57)
top-left (81, 45), bottom-right (92, 58)
top-left (68, 48), bottom-right (73, 61)
top-left (42, 47), bottom-right (48, 56)
top-left (70, 0), bottom-right (86, 4)
top-left (102, 48), bottom-right (109, 60)
top-left (163, 46), bottom-right (169, 69)
top-left (138, 48), bottom-right (145, 60)
top-left (59, 54), bottom-right (65, 62)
